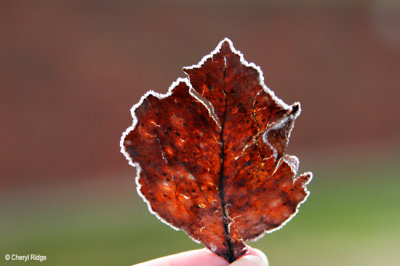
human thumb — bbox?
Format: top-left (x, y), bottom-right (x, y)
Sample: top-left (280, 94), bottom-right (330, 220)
top-left (230, 251), bottom-right (268, 266)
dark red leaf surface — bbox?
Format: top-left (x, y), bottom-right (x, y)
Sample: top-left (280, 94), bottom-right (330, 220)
top-left (121, 39), bottom-right (312, 262)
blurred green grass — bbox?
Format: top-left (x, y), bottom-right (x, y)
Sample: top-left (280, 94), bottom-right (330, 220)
top-left (1, 158), bottom-right (400, 266)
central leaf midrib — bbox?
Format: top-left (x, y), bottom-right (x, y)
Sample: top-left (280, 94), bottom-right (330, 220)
top-left (218, 57), bottom-right (235, 262)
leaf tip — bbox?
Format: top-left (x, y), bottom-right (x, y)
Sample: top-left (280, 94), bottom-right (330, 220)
top-left (290, 102), bottom-right (301, 117)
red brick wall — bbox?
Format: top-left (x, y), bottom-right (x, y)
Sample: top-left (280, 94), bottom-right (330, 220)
top-left (1, 1), bottom-right (399, 189)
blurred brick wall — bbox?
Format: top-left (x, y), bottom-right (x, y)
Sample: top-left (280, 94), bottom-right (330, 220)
top-left (1, 1), bottom-right (399, 189)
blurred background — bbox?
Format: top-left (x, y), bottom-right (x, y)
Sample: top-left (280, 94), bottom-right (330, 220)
top-left (1, 0), bottom-right (399, 265)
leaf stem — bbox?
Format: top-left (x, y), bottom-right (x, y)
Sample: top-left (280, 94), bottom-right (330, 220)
top-left (218, 56), bottom-right (235, 262)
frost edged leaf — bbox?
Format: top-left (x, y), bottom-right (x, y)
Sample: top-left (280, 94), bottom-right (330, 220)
top-left (121, 38), bottom-right (312, 262)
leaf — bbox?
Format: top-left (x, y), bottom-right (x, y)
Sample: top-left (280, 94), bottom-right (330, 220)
top-left (121, 38), bottom-right (312, 262)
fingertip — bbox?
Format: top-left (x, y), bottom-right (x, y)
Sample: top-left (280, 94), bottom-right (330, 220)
top-left (134, 248), bottom-right (228, 266)
top-left (230, 255), bottom-right (268, 266)
top-left (231, 246), bottom-right (268, 266)
top-left (248, 247), bottom-right (268, 264)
